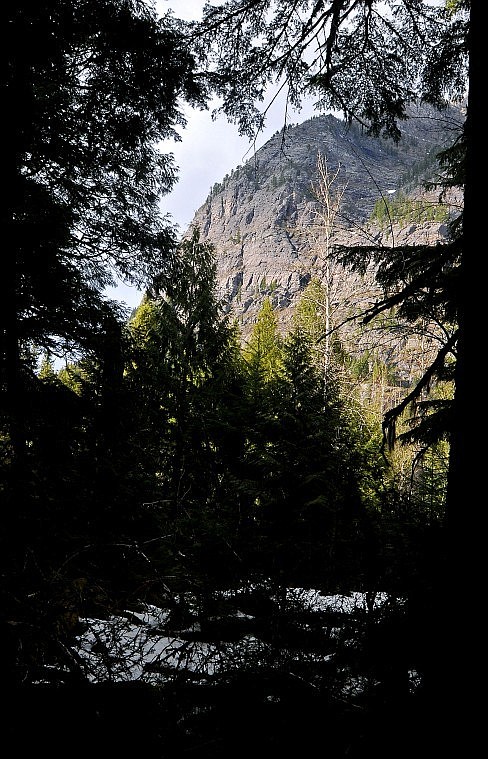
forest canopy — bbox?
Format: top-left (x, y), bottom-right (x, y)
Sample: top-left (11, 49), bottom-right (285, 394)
top-left (1, 1), bottom-right (475, 756)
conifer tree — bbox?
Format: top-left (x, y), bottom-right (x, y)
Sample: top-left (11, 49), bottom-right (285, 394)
top-left (237, 302), bottom-right (383, 587)
top-left (242, 296), bottom-right (284, 401)
top-left (189, 0), bottom-right (474, 549)
top-left (0, 0), bottom-right (204, 686)
top-left (1, 0), bottom-right (203, 486)
top-left (125, 229), bottom-right (247, 588)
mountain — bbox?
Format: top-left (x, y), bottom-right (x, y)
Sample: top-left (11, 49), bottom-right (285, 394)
top-left (185, 103), bottom-right (463, 343)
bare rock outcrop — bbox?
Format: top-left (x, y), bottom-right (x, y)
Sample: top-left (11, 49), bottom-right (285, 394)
top-left (185, 104), bottom-right (463, 338)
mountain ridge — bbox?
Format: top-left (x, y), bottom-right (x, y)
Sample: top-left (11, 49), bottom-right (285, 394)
top-left (185, 103), bottom-right (463, 338)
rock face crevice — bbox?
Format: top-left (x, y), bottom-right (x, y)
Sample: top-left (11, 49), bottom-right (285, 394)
top-left (185, 104), bottom-right (463, 337)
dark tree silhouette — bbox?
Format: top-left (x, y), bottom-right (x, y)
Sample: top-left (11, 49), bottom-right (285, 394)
top-left (188, 0), bottom-right (476, 748)
top-left (0, 0), bottom-right (204, 686)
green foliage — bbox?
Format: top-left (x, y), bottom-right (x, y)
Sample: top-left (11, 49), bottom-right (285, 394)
top-left (191, 2), bottom-right (467, 524)
top-left (293, 278), bottom-right (327, 342)
top-left (2, 0), bottom-right (205, 496)
top-left (38, 353), bottom-right (57, 381)
top-left (239, 321), bottom-right (391, 587)
top-left (242, 297), bottom-right (284, 389)
top-left (123, 229), bottom-right (249, 587)
top-left (369, 192), bottom-right (449, 228)
top-left (193, 1), bottom-right (467, 141)
top-left (292, 280), bottom-right (439, 517)
top-left (1, 3), bottom-right (464, 720)
top-left (0, 0), bottom-right (206, 685)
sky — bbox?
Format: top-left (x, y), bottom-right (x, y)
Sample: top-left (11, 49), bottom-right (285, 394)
top-left (157, 1), bottom-right (317, 231)
top-left (106, 0), bottom-right (318, 310)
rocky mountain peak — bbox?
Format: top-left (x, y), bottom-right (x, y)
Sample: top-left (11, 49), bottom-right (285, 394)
top-left (185, 103), bottom-right (463, 337)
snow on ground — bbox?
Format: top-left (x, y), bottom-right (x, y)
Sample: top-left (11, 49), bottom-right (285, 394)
top-left (282, 588), bottom-right (392, 614)
top-left (73, 588), bottom-right (398, 685)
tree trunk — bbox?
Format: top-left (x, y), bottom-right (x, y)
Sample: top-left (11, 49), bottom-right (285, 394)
top-left (430, 2), bottom-right (479, 752)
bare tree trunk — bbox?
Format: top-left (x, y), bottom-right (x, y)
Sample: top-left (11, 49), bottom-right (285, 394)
top-left (306, 153), bottom-right (346, 395)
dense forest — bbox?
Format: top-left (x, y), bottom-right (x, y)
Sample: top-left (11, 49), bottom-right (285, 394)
top-left (1, 1), bottom-right (476, 756)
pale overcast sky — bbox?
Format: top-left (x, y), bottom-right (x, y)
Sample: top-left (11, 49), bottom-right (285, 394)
top-left (107, 0), bottom-right (317, 309)
top-left (159, 0), bottom-right (317, 232)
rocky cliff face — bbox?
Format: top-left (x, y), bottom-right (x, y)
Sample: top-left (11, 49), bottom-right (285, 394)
top-left (185, 103), bottom-right (463, 339)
